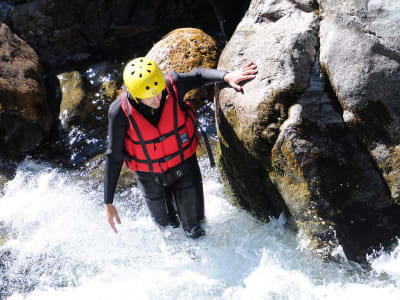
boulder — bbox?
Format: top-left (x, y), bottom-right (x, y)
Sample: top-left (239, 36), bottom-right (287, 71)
top-left (55, 61), bottom-right (122, 166)
top-left (3, 0), bottom-right (222, 68)
top-left (271, 58), bottom-right (397, 262)
top-left (320, 0), bottom-right (400, 204)
top-left (57, 71), bottom-right (86, 130)
top-left (217, 0), bottom-right (400, 263)
top-left (216, 0), bottom-right (319, 218)
top-left (0, 22), bottom-right (51, 159)
top-left (146, 28), bottom-right (220, 108)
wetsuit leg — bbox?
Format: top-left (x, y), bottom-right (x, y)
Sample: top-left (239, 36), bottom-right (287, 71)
top-left (136, 175), bottom-right (179, 228)
top-left (171, 160), bottom-right (205, 238)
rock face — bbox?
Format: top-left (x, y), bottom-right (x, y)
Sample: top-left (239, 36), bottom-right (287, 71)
top-left (0, 22), bottom-right (51, 159)
top-left (147, 28), bottom-right (220, 107)
top-left (271, 58), bottom-right (398, 262)
top-left (319, 0), bottom-right (400, 204)
top-left (216, 0), bottom-right (319, 217)
top-left (55, 61), bottom-right (122, 166)
top-left (3, 0), bottom-right (223, 68)
top-left (216, 0), bottom-right (400, 263)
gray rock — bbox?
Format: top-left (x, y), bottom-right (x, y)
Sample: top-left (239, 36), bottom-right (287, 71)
top-left (216, 0), bottom-right (400, 263)
top-left (320, 0), bottom-right (400, 203)
top-left (271, 57), bottom-right (397, 262)
top-left (3, 0), bottom-right (227, 68)
top-left (215, 0), bottom-right (319, 217)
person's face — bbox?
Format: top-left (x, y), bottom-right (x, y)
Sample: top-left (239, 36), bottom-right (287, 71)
top-left (140, 92), bottom-right (163, 109)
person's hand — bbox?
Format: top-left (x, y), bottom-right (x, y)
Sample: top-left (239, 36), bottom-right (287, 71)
top-left (105, 204), bottom-right (121, 234)
top-left (223, 62), bottom-right (258, 91)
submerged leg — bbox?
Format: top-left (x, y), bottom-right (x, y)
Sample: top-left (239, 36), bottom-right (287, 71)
top-left (171, 160), bottom-right (205, 238)
top-left (136, 174), bottom-right (179, 228)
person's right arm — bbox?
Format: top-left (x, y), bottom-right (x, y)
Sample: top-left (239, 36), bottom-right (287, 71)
top-left (104, 97), bottom-right (128, 233)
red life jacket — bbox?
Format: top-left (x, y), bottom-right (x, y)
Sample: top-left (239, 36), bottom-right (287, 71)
top-left (121, 73), bottom-right (199, 173)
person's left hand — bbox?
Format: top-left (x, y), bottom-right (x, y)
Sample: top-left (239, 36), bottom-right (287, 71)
top-left (223, 62), bottom-right (258, 91)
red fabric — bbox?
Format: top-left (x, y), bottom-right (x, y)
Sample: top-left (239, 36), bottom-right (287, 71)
top-left (121, 76), bottom-right (198, 173)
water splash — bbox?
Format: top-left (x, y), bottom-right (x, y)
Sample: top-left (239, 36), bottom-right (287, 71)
top-left (1, 158), bottom-right (400, 299)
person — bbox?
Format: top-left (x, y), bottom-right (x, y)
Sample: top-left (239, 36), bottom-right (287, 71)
top-left (104, 56), bottom-right (257, 238)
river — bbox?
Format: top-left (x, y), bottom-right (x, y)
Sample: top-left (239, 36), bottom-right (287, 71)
top-left (1, 156), bottom-right (400, 300)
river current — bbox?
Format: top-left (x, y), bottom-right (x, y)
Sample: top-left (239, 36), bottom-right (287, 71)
top-left (1, 156), bottom-right (400, 300)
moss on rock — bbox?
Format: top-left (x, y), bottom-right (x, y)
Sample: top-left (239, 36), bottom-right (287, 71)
top-left (146, 28), bottom-right (220, 108)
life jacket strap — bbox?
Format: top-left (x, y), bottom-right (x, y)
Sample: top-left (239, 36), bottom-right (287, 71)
top-left (122, 88), bottom-right (154, 172)
top-left (126, 123), bottom-right (186, 145)
top-left (173, 89), bottom-right (215, 168)
top-left (166, 73), bottom-right (185, 163)
top-left (125, 132), bottom-right (196, 164)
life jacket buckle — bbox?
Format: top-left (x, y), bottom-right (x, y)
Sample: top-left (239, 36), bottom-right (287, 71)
top-left (158, 136), bottom-right (167, 142)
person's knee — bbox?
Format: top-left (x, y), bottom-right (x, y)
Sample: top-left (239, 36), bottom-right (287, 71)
top-left (145, 198), bottom-right (179, 228)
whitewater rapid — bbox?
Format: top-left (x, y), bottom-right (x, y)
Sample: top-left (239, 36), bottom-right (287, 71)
top-left (1, 158), bottom-right (400, 300)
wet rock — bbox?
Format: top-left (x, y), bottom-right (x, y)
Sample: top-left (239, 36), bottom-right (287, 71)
top-left (54, 61), bottom-right (122, 167)
top-left (0, 22), bottom-right (52, 159)
top-left (0, 159), bottom-right (17, 195)
top-left (217, 0), bottom-right (400, 263)
top-left (320, 0), bottom-right (400, 205)
top-left (215, 0), bottom-right (319, 218)
top-left (4, 0), bottom-right (221, 69)
top-left (147, 28), bottom-right (220, 108)
top-left (271, 58), bottom-right (399, 263)
top-left (57, 71), bottom-right (87, 131)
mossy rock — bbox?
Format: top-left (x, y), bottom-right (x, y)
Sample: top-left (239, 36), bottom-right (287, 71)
top-left (57, 71), bottom-right (87, 130)
top-left (146, 28), bottom-right (220, 108)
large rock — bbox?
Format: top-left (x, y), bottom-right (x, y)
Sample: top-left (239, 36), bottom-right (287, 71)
top-left (271, 58), bottom-right (398, 262)
top-left (3, 0), bottom-right (223, 68)
top-left (217, 0), bottom-right (400, 263)
top-left (0, 22), bottom-right (51, 159)
top-left (216, 0), bottom-right (319, 218)
top-left (320, 0), bottom-right (400, 204)
top-left (147, 28), bottom-right (220, 107)
top-left (55, 61), bottom-right (122, 166)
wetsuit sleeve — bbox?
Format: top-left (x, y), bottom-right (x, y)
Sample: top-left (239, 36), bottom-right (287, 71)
top-left (104, 97), bottom-right (129, 204)
top-left (169, 68), bottom-right (228, 101)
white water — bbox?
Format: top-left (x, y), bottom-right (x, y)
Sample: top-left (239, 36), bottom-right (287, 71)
top-left (1, 159), bottom-right (400, 300)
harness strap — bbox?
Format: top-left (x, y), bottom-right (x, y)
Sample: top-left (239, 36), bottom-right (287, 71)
top-left (122, 89), bottom-right (154, 172)
top-left (166, 74), bottom-right (185, 163)
top-left (126, 123), bottom-right (186, 145)
top-left (198, 125), bottom-right (215, 168)
top-left (174, 91), bottom-right (215, 168)
top-left (126, 132), bottom-right (196, 164)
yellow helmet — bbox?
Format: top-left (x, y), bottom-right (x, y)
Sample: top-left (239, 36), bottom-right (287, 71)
top-left (123, 57), bottom-right (166, 102)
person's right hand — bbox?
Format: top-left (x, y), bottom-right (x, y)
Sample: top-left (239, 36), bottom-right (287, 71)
top-left (105, 204), bottom-right (121, 234)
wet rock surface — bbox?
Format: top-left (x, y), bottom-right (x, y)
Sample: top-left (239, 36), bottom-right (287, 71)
top-left (3, 0), bottom-right (224, 69)
top-left (216, 0), bottom-right (319, 218)
top-left (216, 0), bottom-right (400, 263)
top-left (0, 22), bottom-right (52, 159)
top-left (320, 0), bottom-right (400, 204)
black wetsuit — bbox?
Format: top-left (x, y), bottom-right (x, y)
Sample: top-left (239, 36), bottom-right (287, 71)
top-left (104, 68), bottom-right (227, 238)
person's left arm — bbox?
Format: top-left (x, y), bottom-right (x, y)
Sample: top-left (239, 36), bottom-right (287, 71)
top-left (170, 62), bottom-right (258, 99)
